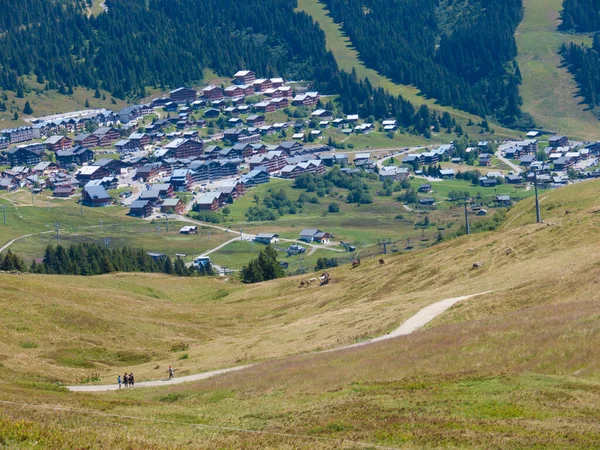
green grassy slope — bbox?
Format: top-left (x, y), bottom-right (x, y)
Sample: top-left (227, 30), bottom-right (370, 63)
top-left (516, 0), bottom-right (598, 138)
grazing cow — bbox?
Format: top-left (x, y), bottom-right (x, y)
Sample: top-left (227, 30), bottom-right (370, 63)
top-left (379, 259), bottom-right (385, 265)
top-left (351, 259), bottom-right (361, 268)
top-left (309, 277), bottom-right (317, 283)
top-left (298, 280), bottom-right (306, 288)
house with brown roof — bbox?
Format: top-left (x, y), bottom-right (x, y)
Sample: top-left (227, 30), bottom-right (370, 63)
top-left (234, 70), bottom-right (256, 85)
top-left (44, 135), bottom-right (72, 152)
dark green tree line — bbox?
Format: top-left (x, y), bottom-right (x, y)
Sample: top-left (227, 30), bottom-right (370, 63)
top-left (560, 0), bottom-right (600, 31)
top-left (560, 37), bottom-right (600, 113)
top-left (26, 243), bottom-right (205, 277)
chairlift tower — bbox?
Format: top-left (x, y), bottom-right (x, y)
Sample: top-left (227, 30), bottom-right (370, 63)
top-left (297, 257), bottom-right (307, 274)
top-left (377, 238), bottom-right (393, 255)
top-left (463, 196), bottom-right (471, 235)
top-left (534, 170), bottom-right (541, 223)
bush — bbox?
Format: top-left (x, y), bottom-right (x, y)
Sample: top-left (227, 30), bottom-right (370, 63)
top-left (245, 206), bottom-right (278, 221)
top-left (188, 210), bottom-right (224, 223)
top-left (171, 342), bottom-right (189, 352)
top-left (328, 202), bottom-right (340, 213)
top-left (314, 257), bottom-right (339, 271)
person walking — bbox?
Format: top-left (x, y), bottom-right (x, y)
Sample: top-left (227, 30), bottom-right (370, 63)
top-left (117, 375), bottom-right (122, 389)
top-left (129, 372), bottom-right (135, 387)
top-left (168, 366), bottom-right (174, 379)
top-left (123, 372), bottom-right (129, 388)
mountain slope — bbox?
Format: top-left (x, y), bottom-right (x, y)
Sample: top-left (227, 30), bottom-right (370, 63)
top-left (0, 0), bottom-right (337, 97)
top-left (309, 0), bottom-right (525, 126)
top-left (296, 0), bottom-right (523, 138)
top-left (4, 181), bottom-right (600, 446)
top-left (516, 0), bottom-right (598, 138)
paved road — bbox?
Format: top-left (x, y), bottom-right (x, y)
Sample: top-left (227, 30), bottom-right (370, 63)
top-left (375, 146), bottom-right (432, 170)
top-left (170, 214), bottom-right (344, 257)
top-left (495, 151), bottom-right (522, 174)
top-left (67, 291), bottom-right (489, 392)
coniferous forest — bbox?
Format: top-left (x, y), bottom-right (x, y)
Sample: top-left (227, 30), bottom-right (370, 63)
top-left (0, 0), bottom-right (336, 97)
top-left (0, 0), bottom-right (458, 134)
top-left (560, 0), bottom-right (600, 32)
top-left (560, 34), bottom-right (600, 115)
top-left (320, 0), bottom-right (526, 127)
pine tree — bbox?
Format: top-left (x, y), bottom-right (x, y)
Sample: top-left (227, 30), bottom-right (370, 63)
top-left (163, 256), bottom-right (173, 274)
top-left (23, 101), bottom-right (33, 115)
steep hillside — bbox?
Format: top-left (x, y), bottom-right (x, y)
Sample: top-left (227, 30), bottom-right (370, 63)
top-left (0, 0), bottom-right (337, 98)
top-left (560, 0), bottom-right (600, 31)
top-left (560, 36), bottom-right (600, 119)
top-left (315, 0), bottom-right (526, 127)
top-left (3, 182), bottom-right (600, 446)
top-left (295, 0), bottom-right (523, 139)
top-left (516, 0), bottom-right (598, 138)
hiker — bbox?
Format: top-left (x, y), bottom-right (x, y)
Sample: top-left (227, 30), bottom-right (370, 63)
top-left (168, 366), bottom-right (174, 379)
top-left (129, 372), bottom-right (135, 387)
top-left (123, 372), bottom-right (129, 388)
top-left (117, 375), bottom-right (122, 389)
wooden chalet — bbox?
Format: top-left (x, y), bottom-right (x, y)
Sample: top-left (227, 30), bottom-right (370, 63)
top-left (234, 70), bottom-right (256, 85)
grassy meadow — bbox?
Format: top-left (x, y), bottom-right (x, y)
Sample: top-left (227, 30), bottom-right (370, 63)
top-left (3, 180), bottom-right (600, 446)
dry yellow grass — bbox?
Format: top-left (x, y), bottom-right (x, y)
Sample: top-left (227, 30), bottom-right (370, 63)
top-left (3, 181), bottom-right (600, 447)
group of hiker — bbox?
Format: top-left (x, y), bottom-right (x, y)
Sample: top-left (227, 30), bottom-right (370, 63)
top-left (117, 372), bottom-right (135, 389)
top-left (117, 366), bottom-right (175, 389)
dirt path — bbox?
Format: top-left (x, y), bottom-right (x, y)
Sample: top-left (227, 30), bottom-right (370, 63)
top-left (67, 291), bottom-right (489, 392)
top-left (0, 231), bottom-right (54, 253)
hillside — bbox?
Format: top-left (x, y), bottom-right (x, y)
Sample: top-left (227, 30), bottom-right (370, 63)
top-left (3, 181), bottom-right (600, 446)
top-left (310, 0), bottom-right (526, 127)
top-left (560, 0), bottom-right (600, 31)
top-left (516, 0), bottom-right (598, 138)
top-left (0, 0), bottom-right (336, 98)
top-left (295, 0), bottom-right (523, 140)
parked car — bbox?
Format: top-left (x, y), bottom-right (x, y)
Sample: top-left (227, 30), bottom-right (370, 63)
top-left (287, 244), bottom-right (306, 256)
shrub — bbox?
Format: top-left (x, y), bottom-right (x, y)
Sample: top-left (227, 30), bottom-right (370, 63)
top-left (188, 210), bottom-right (224, 223)
top-left (245, 205), bottom-right (279, 221)
top-left (328, 202), bottom-right (340, 213)
top-left (171, 342), bottom-right (189, 352)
